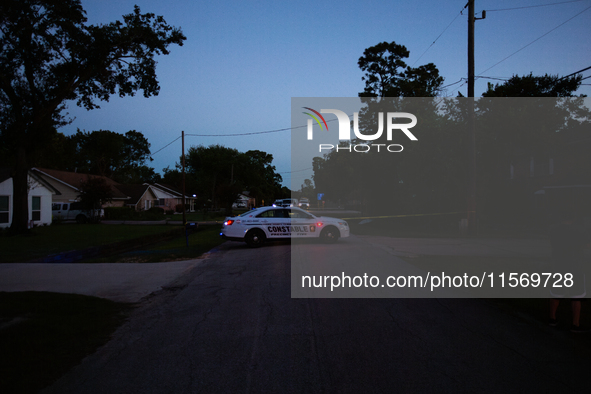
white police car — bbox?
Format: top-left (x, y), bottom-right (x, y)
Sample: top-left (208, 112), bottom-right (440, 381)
top-left (220, 206), bottom-right (349, 247)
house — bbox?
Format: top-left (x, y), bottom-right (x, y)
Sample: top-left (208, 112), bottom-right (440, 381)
top-left (145, 183), bottom-right (196, 212)
top-left (0, 168), bottom-right (59, 228)
top-left (114, 184), bottom-right (158, 211)
top-left (232, 192), bottom-right (255, 209)
top-left (30, 168), bottom-right (198, 213)
top-left (32, 167), bottom-right (130, 207)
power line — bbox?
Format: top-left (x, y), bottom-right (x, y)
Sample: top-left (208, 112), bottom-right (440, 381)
top-left (411, 4), bottom-right (468, 67)
top-left (150, 136), bottom-right (181, 156)
top-left (150, 116), bottom-right (347, 156)
top-left (557, 65), bottom-right (591, 80)
top-left (486, 0), bottom-right (590, 12)
top-left (477, 4), bottom-right (591, 76)
top-left (278, 167), bottom-right (312, 174)
top-left (185, 125), bottom-right (302, 137)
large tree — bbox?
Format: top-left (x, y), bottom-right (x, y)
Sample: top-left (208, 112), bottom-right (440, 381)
top-left (70, 129), bottom-right (155, 183)
top-left (358, 41), bottom-right (443, 97)
top-left (0, 0), bottom-right (185, 233)
top-left (185, 145), bottom-right (283, 214)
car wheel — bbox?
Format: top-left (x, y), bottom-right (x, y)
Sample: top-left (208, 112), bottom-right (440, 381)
top-left (245, 229), bottom-right (266, 247)
top-left (76, 214), bottom-right (87, 224)
top-left (320, 226), bottom-right (340, 243)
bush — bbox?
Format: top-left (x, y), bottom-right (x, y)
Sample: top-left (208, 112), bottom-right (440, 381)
top-left (103, 207), bottom-right (135, 220)
top-left (147, 207), bottom-right (165, 215)
top-left (144, 207), bottom-right (165, 220)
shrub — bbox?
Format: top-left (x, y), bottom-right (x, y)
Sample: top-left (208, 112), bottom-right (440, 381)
top-left (104, 207), bottom-right (135, 220)
top-left (147, 207), bottom-right (165, 215)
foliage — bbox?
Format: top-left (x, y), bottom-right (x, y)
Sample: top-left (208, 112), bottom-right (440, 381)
top-left (69, 129), bottom-right (158, 182)
top-left (358, 41), bottom-right (444, 97)
top-left (299, 179), bottom-right (315, 200)
top-left (476, 74), bottom-right (590, 224)
top-left (77, 176), bottom-right (113, 222)
top-left (314, 64), bottom-right (591, 226)
top-left (482, 73), bottom-right (585, 98)
top-left (0, 0), bottom-right (185, 233)
top-left (185, 144), bottom-right (283, 214)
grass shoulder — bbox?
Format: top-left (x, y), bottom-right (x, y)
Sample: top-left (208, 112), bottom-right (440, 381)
top-left (0, 291), bottom-right (131, 394)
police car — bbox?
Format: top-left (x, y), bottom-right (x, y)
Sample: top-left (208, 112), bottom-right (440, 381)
top-left (220, 206), bottom-right (350, 247)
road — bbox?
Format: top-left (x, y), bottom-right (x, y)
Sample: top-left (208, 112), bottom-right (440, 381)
top-left (44, 235), bottom-right (591, 393)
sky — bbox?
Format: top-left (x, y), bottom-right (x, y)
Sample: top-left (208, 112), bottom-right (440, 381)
top-left (60, 0), bottom-right (591, 189)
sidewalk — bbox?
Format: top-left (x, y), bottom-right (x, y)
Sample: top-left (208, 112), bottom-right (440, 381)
top-left (0, 259), bottom-right (204, 303)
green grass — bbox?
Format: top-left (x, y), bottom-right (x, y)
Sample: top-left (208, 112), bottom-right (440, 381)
top-left (87, 224), bottom-right (226, 263)
top-left (0, 224), bottom-right (182, 263)
top-left (0, 291), bottom-right (130, 394)
top-left (164, 210), bottom-right (246, 222)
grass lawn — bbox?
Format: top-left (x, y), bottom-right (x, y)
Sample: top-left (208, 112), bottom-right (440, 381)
top-left (165, 210), bottom-right (246, 222)
top-left (0, 224), bottom-right (183, 263)
top-left (0, 224), bottom-right (226, 392)
top-left (87, 224), bottom-right (226, 263)
top-left (0, 291), bottom-right (130, 394)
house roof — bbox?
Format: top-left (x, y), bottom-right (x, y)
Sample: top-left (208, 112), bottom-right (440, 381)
top-left (0, 167), bottom-right (61, 195)
top-left (114, 184), bottom-right (154, 206)
top-left (147, 182), bottom-right (194, 198)
top-left (32, 167), bottom-right (129, 199)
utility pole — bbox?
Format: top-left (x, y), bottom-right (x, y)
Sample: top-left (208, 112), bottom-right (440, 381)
top-left (468, 0), bottom-right (475, 98)
top-left (466, 1), bottom-right (485, 235)
top-left (182, 130), bottom-right (186, 226)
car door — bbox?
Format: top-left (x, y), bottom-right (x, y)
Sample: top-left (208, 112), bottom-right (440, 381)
top-left (288, 209), bottom-right (317, 238)
top-left (257, 209), bottom-right (290, 239)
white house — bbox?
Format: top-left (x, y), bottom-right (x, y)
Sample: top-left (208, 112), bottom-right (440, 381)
top-left (0, 168), bottom-right (59, 229)
top-left (146, 183), bottom-right (196, 212)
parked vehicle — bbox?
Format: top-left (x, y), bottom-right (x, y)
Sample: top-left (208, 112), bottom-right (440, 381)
top-left (298, 198), bottom-right (310, 209)
top-left (52, 202), bottom-right (104, 223)
top-left (272, 198), bottom-right (298, 207)
top-left (220, 206), bottom-right (349, 247)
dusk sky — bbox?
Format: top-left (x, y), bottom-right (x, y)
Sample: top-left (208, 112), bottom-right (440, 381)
top-left (60, 0), bottom-right (591, 188)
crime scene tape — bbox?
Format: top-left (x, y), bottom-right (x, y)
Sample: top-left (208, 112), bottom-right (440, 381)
top-left (340, 211), bottom-right (475, 220)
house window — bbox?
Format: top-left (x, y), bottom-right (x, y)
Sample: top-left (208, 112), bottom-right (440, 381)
top-left (0, 195), bottom-right (9, 223)
top-left (32, 196), bottom-right (41, 221)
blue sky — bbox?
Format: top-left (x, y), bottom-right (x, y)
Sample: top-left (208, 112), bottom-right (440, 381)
top-left (61, 0), bottom-right (591, 188)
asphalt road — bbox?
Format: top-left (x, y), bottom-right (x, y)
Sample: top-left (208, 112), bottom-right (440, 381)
top-left (43, 236), bottom-right (591, 393)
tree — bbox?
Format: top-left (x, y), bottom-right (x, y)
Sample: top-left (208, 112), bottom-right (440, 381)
top-left (482, 73), bottom-right (584, 97)
top-left (70, 129), bottom-right (154, 182)
top-left (0, 0), bottom-right (185, 233)
top-left (77, 176), bottom-right (112, 223)
top-left (477, 73), bottom-right (589, 224)
top-left (185, 145), bottom-right (283, 215)
top-left (358, 41), bottom-right (443, 97)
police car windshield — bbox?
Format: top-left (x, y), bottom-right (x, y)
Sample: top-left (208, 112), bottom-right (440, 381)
top-left (238, 209), bottom-right (259, 217)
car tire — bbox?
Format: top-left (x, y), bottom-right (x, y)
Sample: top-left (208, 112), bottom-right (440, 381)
top-left (320, 226), bottom-right (340, 244)
top-left (76, 214), bottom-right (87, 224)
top-left (245, 229), bottom-right (266, 248)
